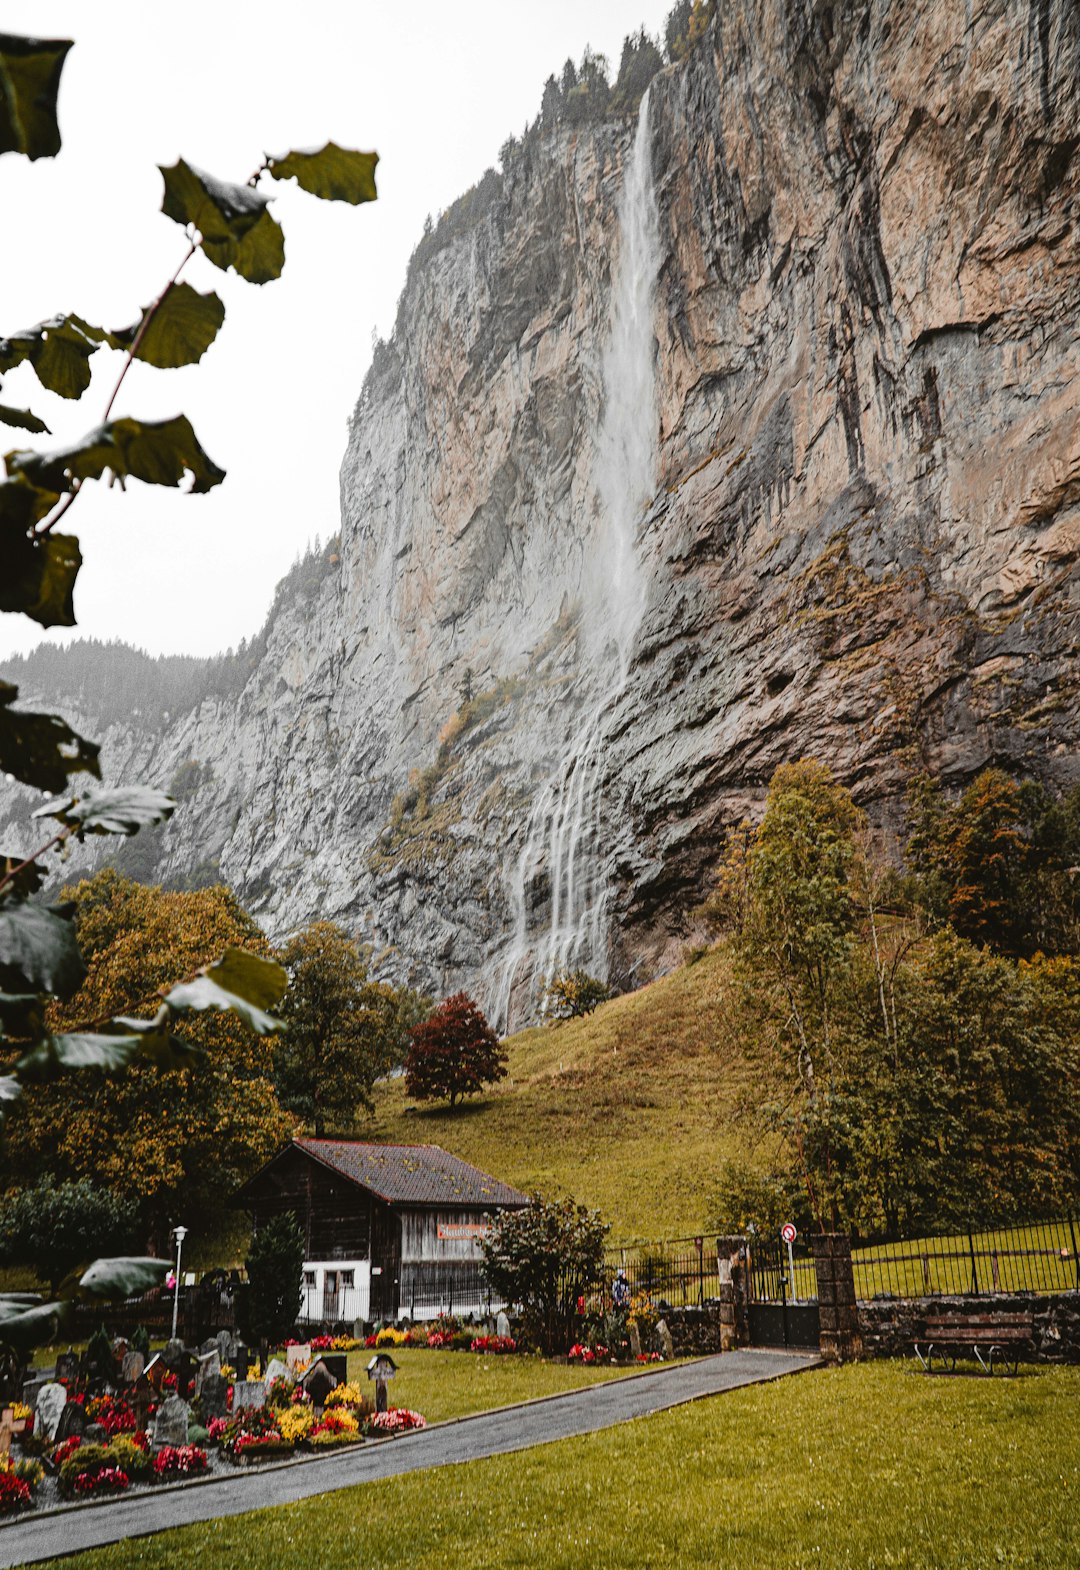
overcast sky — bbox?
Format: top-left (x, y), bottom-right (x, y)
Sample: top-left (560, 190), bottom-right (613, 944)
top-left (1, 1), bottom-right (674, 664)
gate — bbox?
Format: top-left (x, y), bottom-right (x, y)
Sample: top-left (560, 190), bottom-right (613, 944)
top-left (747, 1234), bottom-right (820, 1349)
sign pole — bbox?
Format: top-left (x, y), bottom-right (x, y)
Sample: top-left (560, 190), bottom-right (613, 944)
top-left (781, 1223), bottom-right (798, 1306)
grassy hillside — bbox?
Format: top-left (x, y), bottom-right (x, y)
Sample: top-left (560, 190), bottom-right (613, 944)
top-left (367, 947), bottom-right (775, 1244)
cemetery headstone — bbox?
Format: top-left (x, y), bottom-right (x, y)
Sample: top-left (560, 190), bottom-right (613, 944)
top-left (21, 1374), bottom-right (48, 1410)
top-left (176, 1350), bottom-right (198, 1398)
top-left (134, 1381), bottom-right (153, 1435)
top-left (365, 1353), bottom-right (397, 1416)
top-left (301, 1360), bottom-right (336, 1411)
top-left (286, 1343), bottom-right (311, 1372)
top-left (162, 1338), bottom-right (184, 1371)
top-left (264, 1357), bottom-right (288, 1388)
top-left (35, 1383), bottom-right (67, 1441)
top-left (0, 1410), bottom-right (13, 1457)
top-left (54, 1401), bottom-right (87, 1444)
top-left (84, 1422), bottom-right (107, 1444)
top-left (196, 1351), bottom-right (221, 1393)
top-left (629, 1321), bottom-right (642, 1361)
top-left (121, 1350), bottom-right (145, 1386)
top-left (199, 1338), bottom-right (219, 1358)
top-left (200, 1373), bottom-right (229, 1421)
top-left (216, 1330), bottom-right (238, 1366)
top-left (152, 1394), bottom-right (190, 1450)
top-left (321, 1352), bottom-right (348, 1384)
top-left (496, 1311), bottom-right (511, 1340)
top-left (656, 1318), bottom-right (675, 1361)
top-left (232, 1380), bottom-right (265, 1411)
top-left (53, 1351), bottom-right (78, 1384)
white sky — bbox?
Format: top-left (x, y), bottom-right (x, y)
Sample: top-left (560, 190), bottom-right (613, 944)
top-left (1, 1), bottom-right (673, 663)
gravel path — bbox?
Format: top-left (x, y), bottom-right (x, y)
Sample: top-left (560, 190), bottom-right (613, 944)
top-left (1, 1348), bottom-right (821, 1567)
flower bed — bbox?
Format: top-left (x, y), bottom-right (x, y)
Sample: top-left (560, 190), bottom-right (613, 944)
top-left (73, 1466), bottom-right (128, 1496)
top-left (568, 1344), bottom-right (609, 1365)
top-left (366, 1408), bottom-right (426, 1435)
top-left (470, 1335), bottom-right (517, 1354)
top-left (0, 1466), bottom-right (33, 1516)
top-left (152, 1445), bottom-right (209, 1481)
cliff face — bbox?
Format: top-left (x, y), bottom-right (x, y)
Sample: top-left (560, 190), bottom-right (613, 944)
top-left (7, 0), bottom-right (1079, 1022)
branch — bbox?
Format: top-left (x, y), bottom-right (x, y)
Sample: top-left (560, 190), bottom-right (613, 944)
top-left (0, 826), bottom-right (72, 897)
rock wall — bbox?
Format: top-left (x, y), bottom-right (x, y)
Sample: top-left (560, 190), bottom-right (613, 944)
top-left (6, 0), bottom-right (1079, 1021)
top-left (858, 1291), bottom-right (1080, 1364)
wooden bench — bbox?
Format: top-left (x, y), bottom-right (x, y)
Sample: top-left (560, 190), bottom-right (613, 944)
top-left (914, 1310), bottom-right (1035, 1375)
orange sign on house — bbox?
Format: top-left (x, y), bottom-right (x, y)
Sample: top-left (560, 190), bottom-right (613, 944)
top-left (437, 1222), bottom-right (489, 1240)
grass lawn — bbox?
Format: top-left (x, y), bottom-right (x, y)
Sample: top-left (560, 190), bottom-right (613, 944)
top-left (37, 1362), bottom-right (1079, 1569)
top-left (367, 946), bottom-right (772, 1243)
top-left (340, 1346), bottom-right (667, 1423)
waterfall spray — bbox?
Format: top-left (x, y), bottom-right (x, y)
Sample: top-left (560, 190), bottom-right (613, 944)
top-left (495, 90), bottom-right (661, 1029)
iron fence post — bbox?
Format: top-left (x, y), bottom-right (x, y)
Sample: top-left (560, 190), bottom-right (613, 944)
top-left (1068, 1214), bottom-right (1080, 1293)
top-left (968, 1232), bottom-right (980, 1296)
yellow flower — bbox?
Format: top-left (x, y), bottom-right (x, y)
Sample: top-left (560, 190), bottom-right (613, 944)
top-left (325, 1381), bottom-right (362, 1408)
top-left (277, 1406), bottom-right (314, 1443)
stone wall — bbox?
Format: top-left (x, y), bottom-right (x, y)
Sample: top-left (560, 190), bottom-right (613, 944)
top-left (858, 1293), bottom-right (1080, 1363)
top-left (661, 1303), bottom-right (725, 1358)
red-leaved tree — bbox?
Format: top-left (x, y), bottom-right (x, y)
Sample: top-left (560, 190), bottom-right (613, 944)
top-left (404, 993), bottom-right (507, 1107)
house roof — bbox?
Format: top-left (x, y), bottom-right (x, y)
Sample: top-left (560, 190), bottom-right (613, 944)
top-left (247, 1139), bottom-right (530, 1210)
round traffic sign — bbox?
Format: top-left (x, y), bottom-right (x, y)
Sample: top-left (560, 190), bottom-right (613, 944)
top-left (781, 1223), bottom-right (797, 1244)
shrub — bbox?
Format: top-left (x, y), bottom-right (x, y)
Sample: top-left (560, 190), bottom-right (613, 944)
top-left (482, 1195), bottom-right (609, 1355)
top-left (243, 1212), bottom-right (303, 1348)
top-left (106, 1437), bottom-right (151, 1478)
top-left (540, 970), bottom-right (611, 1022)
top-left (59, 1443), bottom-right (112, 1493)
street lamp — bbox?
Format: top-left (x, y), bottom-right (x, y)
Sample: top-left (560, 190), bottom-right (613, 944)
top-left (170, 1225), bottom-right (188, 1340)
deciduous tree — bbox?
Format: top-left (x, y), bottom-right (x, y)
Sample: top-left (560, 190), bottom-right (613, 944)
top-left (404, 993), bottom-right (506, 1108)
top-left (481, 1195), bottom-right (608, 1354)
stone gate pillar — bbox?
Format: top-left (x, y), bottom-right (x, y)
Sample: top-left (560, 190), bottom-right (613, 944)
top-left (716, 1235), bottom-right (749, 1350)
top-left (810, 1234), bottom-right (862, 1362)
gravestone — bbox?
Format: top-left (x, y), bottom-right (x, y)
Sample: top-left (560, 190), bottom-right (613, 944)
top-left (35, 1383), bottom-right (67, 1441)
top-left (496, 1311), bottom-right (511, 1340)
top-left (216, 1330), bottom-right (238, 1366)
top-left (54, 1401), bottom-right (86, 1444)
top-left (53, 1351), bottom-right (78, 1384)
top-left (0, 1410), bottom-right (13, 1457)
top-left (656, 1318), bottom-right (675, 1361)
top-left (200, 1373), bottom-right (229, 1422)
top-left (121, 1351), bottom-right (145, 1386)
top-left (285, 1343), bottom-right (311, 1372)
top-left (235, 1344), bottom-right (256, 1377)
top-left (152, 1393), bottom-right (190, 1450)
top-left (196, 1351), bottom-right (221, 1393)
top-left (321, 1353), bottom-right (348, 1384)
top-left (199, 1338), bottom-right (219, 1358)
top-left (232, 1379), bottom-right (265, 1411)
top-left (301, 1361), bottom-right (336, 1412)
top-left (264, 1357), bottom-right (288, 1388)
top-left (629, 1321), bottom-right (642, 1361)
top-left (21, 1374), bottom-right (48, 1409)
top-left (134, 1382), bottom-right (153, 1435)
top-left (162, 1338), bottom-right (184, 1371)
top-left (84, 1422), bottom-right (107, 1444)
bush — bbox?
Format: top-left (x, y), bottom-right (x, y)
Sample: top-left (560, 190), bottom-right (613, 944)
top-left (106, 1436), bottom-right (151, 1479)
top-left (481, 1195), bottom-right (608, 1355)
top-left (540, 970), bottom-right (611, 1022)
top-left (0, 1177), bottom-right (138, 1294)
top-left (243, 1212), bottom-right (303, 1348)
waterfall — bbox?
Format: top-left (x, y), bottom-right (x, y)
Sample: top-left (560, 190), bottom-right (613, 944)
top-left (495, 90), bottom-right (660, 1030)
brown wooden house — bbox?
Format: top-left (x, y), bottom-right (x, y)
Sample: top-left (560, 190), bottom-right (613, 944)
top-left (234, 1139), bottom-right (529, 1325)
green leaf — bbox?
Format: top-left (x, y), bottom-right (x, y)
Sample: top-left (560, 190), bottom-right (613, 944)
top-left (0, 34), bottom-right (72, 161)
top-left (0, 900), bottom-right (85, 998)
top-left (0, 474), bottom-right (61, 528)
top-left (17, 1031), bottom-right (143, 1079)
top-left (0, 403), bottom-right (49, 434)
top-left (0, 679), bottom-right (101, 793)
top-left (111, 282), bottom-right (225, 370)
top-left (0, 1298), bottom-right (66, 1351)
top-left (0, 517), bottom-right (80, 627)
top-left (268, 142), bottom-right (379, 205)
top-left (164, 967), bottom-right (285, 1036)
top-left (77, 1256), bottom-right (171, 1300)
top-left (34, 783), bottom-right (175, 837)
top-left (0, 313), bottom-right (110, 399)
top-left (160, 159), bottom-right (285, 284)
top-left (206, 947), bottom-right (287, 1010)
top-left (7, 413), bottom-right (226, 495)
top-left (111, 1014), bottom-right (203, 1069)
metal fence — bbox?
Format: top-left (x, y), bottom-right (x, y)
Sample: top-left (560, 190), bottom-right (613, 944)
top-left (853, 1217), bottom-right (1080, 1300)
top-left (602, 1239), bottom-right (720, 1307)
top-left (398, 1262), bottom-right (496, 1320)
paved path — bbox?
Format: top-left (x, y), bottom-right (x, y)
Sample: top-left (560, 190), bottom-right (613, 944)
top-left (2, 1349), bottom-right (820, 1567)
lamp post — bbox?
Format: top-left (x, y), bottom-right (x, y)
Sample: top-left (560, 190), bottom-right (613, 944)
top-left (170, 1225), bottom-right (188, 1340)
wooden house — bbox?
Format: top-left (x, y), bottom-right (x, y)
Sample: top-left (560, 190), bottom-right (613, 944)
top-left (234, 1139), bottom-right (529, 1325)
